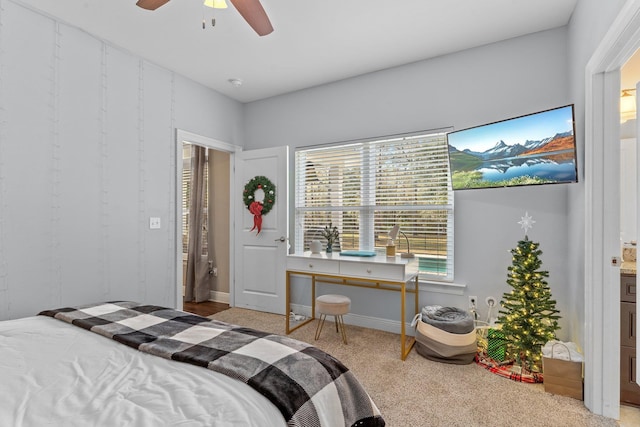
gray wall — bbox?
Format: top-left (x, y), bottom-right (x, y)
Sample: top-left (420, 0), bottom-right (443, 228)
top-left (244, 28), bottom-right (577, 338)
top-left (1, 0), bottom-right (633, 348)
top-left (210, 150), bottom-right (231, 294)
top-left (564, 0), bottom-right (629, 348)
top-left (0, 1), bottom-right (244, 320)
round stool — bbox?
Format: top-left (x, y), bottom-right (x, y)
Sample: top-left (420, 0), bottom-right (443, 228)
top-left (315, 294), bottom-right (351, 344)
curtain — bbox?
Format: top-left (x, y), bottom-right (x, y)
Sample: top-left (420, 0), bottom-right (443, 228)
top-left (185, 145), bottom-right (213, 303)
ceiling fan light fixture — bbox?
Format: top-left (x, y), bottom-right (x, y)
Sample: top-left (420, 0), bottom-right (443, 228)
top-left (204, 0), bottom-right (228, 9)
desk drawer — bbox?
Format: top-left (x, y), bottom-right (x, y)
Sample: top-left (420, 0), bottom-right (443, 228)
top-left (339, 262), bottom-right (405, 282)
top-left (287, 257), bottom-right (340, 275)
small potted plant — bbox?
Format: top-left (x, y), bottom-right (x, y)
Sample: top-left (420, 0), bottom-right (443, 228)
top-left (322, 222), bottom-right (339, 253)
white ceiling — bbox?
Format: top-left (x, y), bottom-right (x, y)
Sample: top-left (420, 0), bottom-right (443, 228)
top-left (16, 0), bottom-right (578, 103)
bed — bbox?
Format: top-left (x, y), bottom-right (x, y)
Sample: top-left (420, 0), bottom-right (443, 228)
top-left (0, 301), bottom-right (384, 427)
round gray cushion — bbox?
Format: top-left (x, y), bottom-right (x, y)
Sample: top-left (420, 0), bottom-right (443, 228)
top-left (421, 306), bottom-right (474, 334)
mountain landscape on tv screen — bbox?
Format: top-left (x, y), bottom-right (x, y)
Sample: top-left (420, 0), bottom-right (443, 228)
top-left (449, 131), bottom-right (577, 189)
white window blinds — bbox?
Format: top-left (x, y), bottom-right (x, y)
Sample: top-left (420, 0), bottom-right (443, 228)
top-left (294, 130), bottom-right (454, 281)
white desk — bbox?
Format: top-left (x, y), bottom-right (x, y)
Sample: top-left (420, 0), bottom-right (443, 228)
top-left (285, 252), bottom-right (419, 360)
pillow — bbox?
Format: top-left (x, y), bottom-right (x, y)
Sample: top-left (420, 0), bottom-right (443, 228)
top-left (421, 306), bottom-right (475, 334)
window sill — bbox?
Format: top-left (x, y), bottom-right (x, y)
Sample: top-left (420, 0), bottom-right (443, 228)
top-left (418, 279), bottom-right (466, 295)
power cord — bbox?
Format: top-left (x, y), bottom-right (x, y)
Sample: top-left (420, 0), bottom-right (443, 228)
top-left (485, 297), bottom-right (497, 325)
top-left (289, 312), bottom-right (305, 321)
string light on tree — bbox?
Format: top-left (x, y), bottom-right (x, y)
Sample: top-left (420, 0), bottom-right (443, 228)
top-left (496, 212), bottom-right (561, 373)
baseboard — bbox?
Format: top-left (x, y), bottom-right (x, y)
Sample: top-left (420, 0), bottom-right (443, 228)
top-left (209, 290), bottom-right (230, 304)
top-left (290, 303), bottom-right (415, 337)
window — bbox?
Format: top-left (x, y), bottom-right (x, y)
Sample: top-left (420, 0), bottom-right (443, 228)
top-left (294, 130), bottom-right (454, 281)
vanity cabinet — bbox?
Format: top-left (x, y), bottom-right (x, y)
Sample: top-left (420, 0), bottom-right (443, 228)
top-left (621, 273), bottom-right (640, 406)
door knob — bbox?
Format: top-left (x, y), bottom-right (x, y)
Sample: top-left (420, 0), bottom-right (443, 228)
top-left (274, 236), bottom-right (286, 242)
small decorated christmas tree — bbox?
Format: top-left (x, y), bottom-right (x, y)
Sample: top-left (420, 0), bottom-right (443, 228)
top-left (496, 212), bottom-right (561, 373)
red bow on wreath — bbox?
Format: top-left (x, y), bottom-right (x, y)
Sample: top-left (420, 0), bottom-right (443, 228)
top-left (244, 176), bottom-right (276, 236)
top-left (249, 201), bottom-right (264, 234)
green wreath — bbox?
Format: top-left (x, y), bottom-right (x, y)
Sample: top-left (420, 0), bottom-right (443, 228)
top-left (243, 175), bottom-right (276, 215)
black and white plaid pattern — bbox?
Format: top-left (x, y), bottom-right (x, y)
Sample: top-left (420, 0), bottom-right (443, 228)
top-left (40, 302), bottom-right (385, 427)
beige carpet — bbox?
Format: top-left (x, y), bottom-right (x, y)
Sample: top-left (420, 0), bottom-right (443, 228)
top-left (209, 308), bottom-right (618, 427)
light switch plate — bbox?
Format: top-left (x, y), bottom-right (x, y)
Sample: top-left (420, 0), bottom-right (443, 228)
top-left (149, 217), bottom-right (161, 229)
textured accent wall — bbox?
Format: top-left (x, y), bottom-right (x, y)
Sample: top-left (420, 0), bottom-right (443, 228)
top-left (0, 0), bottom-right (243, 319)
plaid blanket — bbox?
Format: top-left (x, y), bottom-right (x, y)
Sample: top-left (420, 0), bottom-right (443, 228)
top-left (40, 302), bottom-right (385, 427)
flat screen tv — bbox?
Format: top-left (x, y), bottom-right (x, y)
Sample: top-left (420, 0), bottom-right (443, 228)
top-left (447, 105), bottom-right (578, 190)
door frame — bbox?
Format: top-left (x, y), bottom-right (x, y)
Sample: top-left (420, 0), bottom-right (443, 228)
top-left (174, 129), bottom-right (240, 311)
top-left (584, 0), bottom-right (640, 418)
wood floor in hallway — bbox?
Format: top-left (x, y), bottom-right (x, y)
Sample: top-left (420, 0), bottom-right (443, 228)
top-left (183, 300), bottom-right (229, 317)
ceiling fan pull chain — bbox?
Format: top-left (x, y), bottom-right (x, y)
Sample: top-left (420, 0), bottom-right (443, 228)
top-left (202, 6), bottom-right (216, 30)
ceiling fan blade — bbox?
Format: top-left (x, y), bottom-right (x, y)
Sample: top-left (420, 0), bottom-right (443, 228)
top-left (136, 0), bottom-right (170, 11)
top-left (229, 0), bottom-right (274, 36)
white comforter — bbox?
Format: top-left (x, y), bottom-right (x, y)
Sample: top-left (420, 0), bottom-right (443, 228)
top-left (0, 316), bottom-right (286, 427)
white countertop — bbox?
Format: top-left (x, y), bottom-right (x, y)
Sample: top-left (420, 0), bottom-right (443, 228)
top-left (621, 260), bottom-right (636, 275)
top-left (288, 251), bottom-right (416, 266)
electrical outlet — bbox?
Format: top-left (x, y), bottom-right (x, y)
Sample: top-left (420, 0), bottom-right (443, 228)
top-left (485, 296), bottom-right (496, 307)
top-left (468, 295), bottom-right (477, 309)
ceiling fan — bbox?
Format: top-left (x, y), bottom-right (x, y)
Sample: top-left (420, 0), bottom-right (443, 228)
top-left (136, 0), bottom-right (274, 36)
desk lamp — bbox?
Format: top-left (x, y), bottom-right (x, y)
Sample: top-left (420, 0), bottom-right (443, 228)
top-left (387, 225), bottom-right (415, 258)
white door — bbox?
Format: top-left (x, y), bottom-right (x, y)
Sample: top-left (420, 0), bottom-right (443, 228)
top-left (636, 80), bottom-right (640, 387)
top-left (234, 146), bottom-right (288, 314)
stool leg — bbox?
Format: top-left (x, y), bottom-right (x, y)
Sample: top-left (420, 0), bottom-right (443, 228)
top-left (315, 314), bottom-right (326, 341)
top-left (337, 314), bottom-right (348, 345)
top-left (334, 315), bottom-right (339, 333)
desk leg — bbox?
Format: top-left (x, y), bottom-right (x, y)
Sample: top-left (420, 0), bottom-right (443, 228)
top-left (414, 276), bottom-right (419, 316)
top-left (401, 282), bottom-right (406, 359)
top-left (400, 278), bottom-right (418, 361)
top-left (286, 270), bottom-right (291, 334)
top-left (312, 275), bottom-right (316, 318)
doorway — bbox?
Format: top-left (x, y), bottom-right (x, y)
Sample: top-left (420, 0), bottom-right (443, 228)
top-left (175, 130), bottom-right (238, 313)
top-left (620, 53), bottom-right (640, 246)
top-left (619, 51), bottom-right (640, 418)
top-left (181, 143), bottom-right (230, 314)
top-left (585, 0), bottom-right (640, 419)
